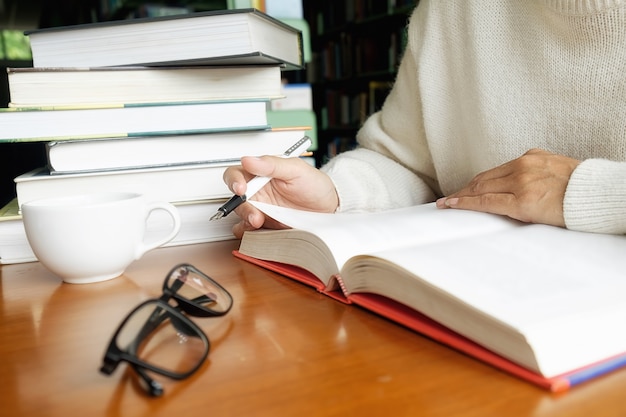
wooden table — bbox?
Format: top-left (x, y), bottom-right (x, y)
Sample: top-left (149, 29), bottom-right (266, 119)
top-left (2, 240), bottom-right (626, 417)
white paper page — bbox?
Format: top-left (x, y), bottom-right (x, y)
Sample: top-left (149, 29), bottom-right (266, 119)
top-left (357, 224), bottom-right (626, 375)
top-left (250, 202), bottom-right (519, 269)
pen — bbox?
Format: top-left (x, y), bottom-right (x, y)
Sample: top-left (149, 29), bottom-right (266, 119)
top-left (210, 136), bottom-right (312, 221)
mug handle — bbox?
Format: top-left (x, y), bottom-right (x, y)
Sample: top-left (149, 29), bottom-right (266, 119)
top-left (136, 202), bottom-right (181, 258)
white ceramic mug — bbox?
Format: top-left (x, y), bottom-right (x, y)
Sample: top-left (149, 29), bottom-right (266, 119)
top-left (21, 192), bottom-right (181, 284)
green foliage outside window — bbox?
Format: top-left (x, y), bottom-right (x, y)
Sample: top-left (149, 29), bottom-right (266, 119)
top-left (0, 30), bottom-right (32, 60)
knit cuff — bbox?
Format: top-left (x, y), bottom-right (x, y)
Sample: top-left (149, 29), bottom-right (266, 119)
top-left (321, 148), bottom-right (436, 213)
top-left (563, 159), bottom-right (626, 234)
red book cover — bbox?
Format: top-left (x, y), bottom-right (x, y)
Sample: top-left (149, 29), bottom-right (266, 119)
top-left (233, 249), bottom-right (626, 392)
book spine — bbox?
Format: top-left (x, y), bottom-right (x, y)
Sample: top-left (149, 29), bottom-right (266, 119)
top-left (564, 354), bottom-right (626, 388)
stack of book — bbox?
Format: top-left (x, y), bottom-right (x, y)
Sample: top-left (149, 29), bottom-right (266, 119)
top-left (0, 8), bottom-right (309, 264)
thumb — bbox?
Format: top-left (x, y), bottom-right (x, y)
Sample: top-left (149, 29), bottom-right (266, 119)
top-left (240, 155), bottom-right (301, 181)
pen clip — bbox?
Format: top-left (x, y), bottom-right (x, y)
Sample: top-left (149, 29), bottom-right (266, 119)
top-left (282, 136), bottom-right (311, 157)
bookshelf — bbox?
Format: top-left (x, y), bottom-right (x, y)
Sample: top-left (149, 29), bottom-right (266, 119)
top-left (303, 0), bottom-right (417, 165)
top-left (98, 0), bottom-right (228, 21)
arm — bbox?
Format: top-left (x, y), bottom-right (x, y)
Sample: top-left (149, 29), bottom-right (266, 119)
top-left (322, 146), bottom-right (436, 213)
top-left (321, 5), bottom-right (439, 212)
top-left (436, 150), bottom-right (626, 235)
top-left (224, 4), bottom-right (437, 236)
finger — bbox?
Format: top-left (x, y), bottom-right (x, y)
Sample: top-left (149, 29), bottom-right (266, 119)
top-left (449, 174), bottom-right (516, 199)
top-left (241, 155), bottom-right (305, 182)
top-left (463, 160), bottom-right (518, 184)
top-left (223, 165), bottom-right (254, 195)
top-left (443, 193), bottom-right (527, 220)
top-left (439, 166), bottom-right (516, 206)
top-left (234, 202), bottom-right (265, 228)
top-left (231, 215), bottom-right (289, 239)
top-left (464, 148), bottom-right (552, 185)
top-left (232, 219), bottom-right (257, 239)
top-left (231, 202), bottom-right (289, 238)
top-left (231, 203), bottom-right (266, 239)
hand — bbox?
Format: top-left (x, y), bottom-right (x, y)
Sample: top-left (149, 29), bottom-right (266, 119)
top-left (436, 149), bottom-right (581, 227)
top-left (223, 155), bottom-right (339, 238)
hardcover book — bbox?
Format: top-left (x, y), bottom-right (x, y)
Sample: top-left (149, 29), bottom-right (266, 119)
top-left (7, 65), bottom-right (284, 108)
top-left (0, 198), bottom-right (240, 265)
top-left (0, 100), bottom-right (269, 143)
top-left (26, 9), bottom-right (304, 69)
top-left (44, 127), bottom-right (310, 174)
top-left (0, 198), bottom-right (35, 265)
top-left (14, 163), bottom-right (237, 206)
top-left (234, 201), bottom-right (626, 392)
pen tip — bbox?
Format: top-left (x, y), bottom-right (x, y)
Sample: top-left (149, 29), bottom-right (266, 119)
top-left (210, 212), bottom-right (224, 221)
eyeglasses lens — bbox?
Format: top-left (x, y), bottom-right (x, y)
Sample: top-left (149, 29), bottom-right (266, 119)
top-left (116, 301), bottom-right (207, 375)
top-left (167, 265), bottom-right (232, 314)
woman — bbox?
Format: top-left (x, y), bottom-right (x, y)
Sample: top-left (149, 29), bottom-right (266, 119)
top-left (224, 0), bottom-right (626, 237)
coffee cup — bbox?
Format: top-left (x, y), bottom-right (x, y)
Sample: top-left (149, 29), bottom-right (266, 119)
top-left (21, 192), bottom-right (181, 284)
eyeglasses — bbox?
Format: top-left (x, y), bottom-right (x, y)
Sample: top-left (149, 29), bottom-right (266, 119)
top-left (99, 263), bottom-right (233, 396)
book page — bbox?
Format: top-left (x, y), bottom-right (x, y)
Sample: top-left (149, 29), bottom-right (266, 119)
top-left (341, 224), bottom-right (626, 376)
top-left (250, 202), bottom-right (520, 270)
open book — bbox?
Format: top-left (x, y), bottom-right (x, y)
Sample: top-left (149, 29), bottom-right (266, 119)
top-left (234, 202), bottom-right (626, 392)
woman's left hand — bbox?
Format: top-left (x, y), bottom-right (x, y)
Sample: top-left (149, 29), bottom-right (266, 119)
top-left (436, 148), bottom-right (581, 227)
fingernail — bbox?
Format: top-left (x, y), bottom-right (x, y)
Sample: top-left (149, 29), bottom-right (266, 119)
top-left (445, 197), bottom-right (459, 207)
top-left (436, 198), bottom-right (446, 208)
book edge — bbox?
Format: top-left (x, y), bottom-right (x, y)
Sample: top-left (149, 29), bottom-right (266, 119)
top-left (232, 251), bottom-right (626, 392)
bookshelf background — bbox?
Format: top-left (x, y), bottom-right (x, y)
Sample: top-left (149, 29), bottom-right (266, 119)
top-left (303, 0), bottom-right (417, 166)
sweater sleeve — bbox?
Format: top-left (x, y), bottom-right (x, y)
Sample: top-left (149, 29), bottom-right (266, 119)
top-left (563, 159), bottom-right (626, 234)
top-left (321, 146), bottom-right (436, 213)
top-left (319, 5), bottom-right (438, 213)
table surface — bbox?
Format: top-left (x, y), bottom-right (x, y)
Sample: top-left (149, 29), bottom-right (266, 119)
top-left (2, 240), bottom-right (626, 417)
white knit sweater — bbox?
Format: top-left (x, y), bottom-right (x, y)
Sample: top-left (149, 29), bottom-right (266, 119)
top-left (321, 0), bottom-right (626, 234)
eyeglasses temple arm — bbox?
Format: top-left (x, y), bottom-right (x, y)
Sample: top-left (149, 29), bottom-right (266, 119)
top-left (132, 364), bottom-right (164, 397)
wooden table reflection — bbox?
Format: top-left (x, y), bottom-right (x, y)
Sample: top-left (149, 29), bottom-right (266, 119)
top-left (2, 240), bottom-right (626, 417)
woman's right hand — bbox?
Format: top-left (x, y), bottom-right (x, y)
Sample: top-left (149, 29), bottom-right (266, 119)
top-left (223, 155), bottom-right (339, 238)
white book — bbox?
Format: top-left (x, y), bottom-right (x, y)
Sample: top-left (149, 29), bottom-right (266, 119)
top-left (0, 199), bottom-right (36, 265)
top-left (7, 65), bottom-right (284, 108)
top-left (0, 100), bottom-right (269, 143)
top-left (26, 9), bottom-right (304, 69)
top-left (0, 198), bottom-right (239, 265)
top-left (14, 163), bottom-right (236, 207)
top-left (45, 127), bottom-right (308, 174)
top-left (45, 128), bottom-right (310, 174)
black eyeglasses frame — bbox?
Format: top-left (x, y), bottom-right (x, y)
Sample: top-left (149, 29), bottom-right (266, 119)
top-left (99, 263), bottom-right (232, 396)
